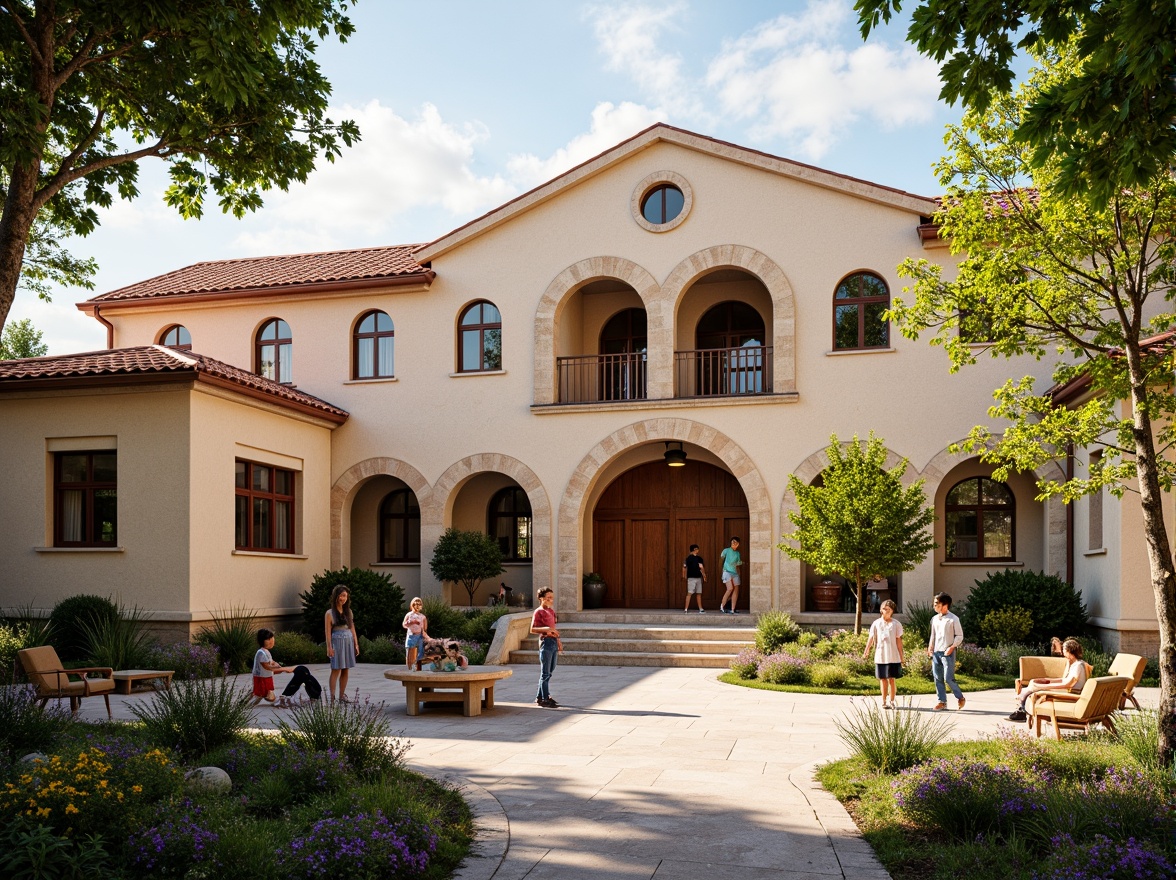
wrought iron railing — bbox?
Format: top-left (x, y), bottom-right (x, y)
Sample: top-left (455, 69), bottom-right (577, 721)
top-left (556, 352), bottom-right (648, 403)
top-left (674, 345), bottom-right (772, 398)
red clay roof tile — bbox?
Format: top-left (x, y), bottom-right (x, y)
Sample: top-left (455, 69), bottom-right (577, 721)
top-left (84, 245), bottom-right (428, 304)
top-left (0, 345), bottom-right (348, 422)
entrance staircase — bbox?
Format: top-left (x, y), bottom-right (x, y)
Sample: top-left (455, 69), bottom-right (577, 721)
top-left (508, 610), bottom-right (756, 668)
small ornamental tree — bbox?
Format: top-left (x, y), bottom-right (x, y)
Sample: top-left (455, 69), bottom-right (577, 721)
top-left (429, 528), bottom-right (505, 607)
top-left (780, 433), bottom-right (936, 634)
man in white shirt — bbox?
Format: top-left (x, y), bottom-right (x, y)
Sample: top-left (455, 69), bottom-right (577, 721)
top-left (927, 592), bottom-right (965, 711)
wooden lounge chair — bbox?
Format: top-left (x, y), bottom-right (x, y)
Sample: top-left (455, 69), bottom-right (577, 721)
top-left (1107, 653), bottom-right (1147, 710)
top-left (1015, 656), bottom-right (1067, 695)
top-left (1032, 675), bottom-right (1130, 740)
top-left (17, 645), bottom-right (115, 720)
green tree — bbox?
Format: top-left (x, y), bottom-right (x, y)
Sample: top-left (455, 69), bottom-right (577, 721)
top-left (887, 50), bottom-right (1176, 764)
top-left (854, 1), bottom-right (1176, 206)
top-left (780, 433), bottom-right (936, 635)
top-left (0, 316), bottom-right (47, 358)
top-left (0, 1), bottom-right (360, 335)
top-left (429, 528), bottom-right (505, 607)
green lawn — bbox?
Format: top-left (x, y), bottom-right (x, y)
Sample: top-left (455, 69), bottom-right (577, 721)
top-left (718, 670), bottom-right (1014, 695)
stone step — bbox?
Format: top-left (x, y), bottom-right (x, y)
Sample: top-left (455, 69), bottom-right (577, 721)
top-left (507, 650), bottom-right (736, 668)
top-left (558, 611), bottom-right (757, 625)
top-left (517, 636), bottom-right (751, 655)
top-left (537, 623), bottom-right (756, 642)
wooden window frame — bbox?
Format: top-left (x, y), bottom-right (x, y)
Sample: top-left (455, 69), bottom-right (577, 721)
top-left (353, 310), bottom-right (395, 379)
top-left (255, 318), bottom-right (292, 384)
top-left (640, 183), bottom-right (684, 225)
top-left (235, 459), bottom-right (296, 553)
top-left (833, 271), bottom-right (890, 351)
top-left (159, 324), bottom-right (192, 351)
top-left (944, 476), bottom-right (1016, 562)
top-left (488, 486), bottom-right (532, 561)
top-left (378, 488), bottom-right (421, 562)
top-left (457, 301), bottom-right (502, 373)
top-left (54, 451), bottom-right (117, 547)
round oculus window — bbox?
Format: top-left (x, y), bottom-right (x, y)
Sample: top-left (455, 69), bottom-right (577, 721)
top-left (641, 184), bottom-right (684, 224)
top-left (631, 171), bottom-right (692, 232)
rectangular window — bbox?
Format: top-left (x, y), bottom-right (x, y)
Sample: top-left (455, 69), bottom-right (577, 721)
top-left (55, 451), bottom-right (117, 546)
top-left (235, 459), bottom-right (295, 552)
top-left (1089, 450), bottom-right (1103, 550)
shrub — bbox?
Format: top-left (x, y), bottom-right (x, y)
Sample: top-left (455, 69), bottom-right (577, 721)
top-left (959, 569), bottom-right (1088, 646)
top-left (216, 738), bottom-right (352, 810)
top-left (278, 699), bottom-right (410, 779)
top-left (419, 596), bottom-right (469, 640)
top-left (429, 527), bottom-right (505, 606)
top-left (893, 758), bottom-right (1043, 841)
top-left (273, 630), bottom-right (328, 665)
top-left (1115, 709), bottom-right (1161, 772)
top-left (809, 663), bottom-right (849, 688)
top-left (980, 605), bottom-right (1034, 645)
top-left (131, 675), bottom-right (254, 757)
top-left (126, 799), bottom-right (220, 875)
top-left (757, 652), bottom-right (809, 684)
top-left (835, 653), bottom-right (876, 676)
top-left (300, 567), bottom-right (406, 639)
top-left (755, 610), bottom-right (801, 653)
top-left (827, 628), bottom-right (869, 656)
top-left (195, 606), bottom-right (257, 674)
top-left (1034, 835), bottom-right (1173, 880)
top-left (357, 635), bottom-right (405, 665)
top-left (146, 641), bottom-right (223, 680)
top-left (983, 641), bottom-right (1035, 676)
top-left (78, 602), bottom-right (158, 669)
top-left (49, 594), bottom-right (118, 661)
top-left (796, 631), bottom-right (819, 648)
top-left (903, 600), bottom-right (935, 644)
top-left (0, 815), bottom-right (113, 880)
top-left (275, 809), bottom-right (436, 880)
top-left (0, 623), bottom-right (28, 683)
top-left (461, 605), bottom-right (513, 645)
top-left (730, 647), bottom-right (762, 679)
top-left (905, 650), bottom-right (934, 679)
top-left (0, 683), bottom-right (74, 762)
top-left (834, 698), bottom-right (950, 772)
top-left (461, 640), bottom-right (488, 665)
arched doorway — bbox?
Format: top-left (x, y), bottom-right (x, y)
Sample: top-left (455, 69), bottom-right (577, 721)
top-left (592, 459), bottom-right (749, 609)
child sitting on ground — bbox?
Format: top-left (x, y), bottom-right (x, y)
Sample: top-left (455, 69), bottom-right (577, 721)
top-left (425, 640), bottom-right (470, 672)
top-left (252, 628), bottom-right (295, 708)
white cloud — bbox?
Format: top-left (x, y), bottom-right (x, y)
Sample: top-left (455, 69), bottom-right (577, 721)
top-left (506, 101), bottom-right (664, 188)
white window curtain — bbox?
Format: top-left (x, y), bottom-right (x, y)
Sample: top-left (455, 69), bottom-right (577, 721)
top-left (61, 490), bottom-right (83, 542)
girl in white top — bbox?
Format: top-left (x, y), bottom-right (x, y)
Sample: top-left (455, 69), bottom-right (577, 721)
top-left (863, 598), bottom-right (905, 709)
top-left (1010, 638), bottom-right (1088, 721)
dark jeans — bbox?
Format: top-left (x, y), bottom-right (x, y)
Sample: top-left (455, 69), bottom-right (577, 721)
top-left (536, 638), bottom-right (558, 701)
top-left (281, 665), bottom-right (323, 700)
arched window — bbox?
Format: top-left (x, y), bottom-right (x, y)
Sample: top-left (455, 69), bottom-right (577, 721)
top-left (354, 310), bottom-right (394, 379)
top-left (256, 318), bottom-right (292, 383)
top-left (489, 486), bottom-right (531, 561)
top-left (159, 325), bottom-right (192, 351)
top-left (833, 271), bottom-right (889, 350)
top-left (945, 476), bottom-right (1015, 561)
top-left (641, 183), bottom-right (685, 225)
top-left (379, 488), bottom-right (420, 562)
top-left (693, 301), bottom-right (767, 395)
top-left (599, 308), bottom-right (647, 401)
top-left (458, 301), bottom-right (502, 372)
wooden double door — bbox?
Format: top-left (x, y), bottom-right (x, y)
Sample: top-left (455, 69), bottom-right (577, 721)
top-left (592, 459), bottom-right (749, 609)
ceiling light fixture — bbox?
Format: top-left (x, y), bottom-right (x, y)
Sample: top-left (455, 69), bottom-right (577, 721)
top-left (664, 441), bottom-right (687, 467)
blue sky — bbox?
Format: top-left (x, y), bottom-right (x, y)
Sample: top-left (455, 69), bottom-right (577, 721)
top-left (21, 0), bottom-right (977, 354)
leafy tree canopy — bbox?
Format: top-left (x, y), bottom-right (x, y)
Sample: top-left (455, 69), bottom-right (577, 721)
top-left (0, 316), bottom-right (47, 358)
top-left (429, 528), bottom-right (505, 607)
top-left (888, 46), bottom-right (1176, 764)
top-left (779, 433), bottom-right (936, 634)
top-left (0, 1), bottom-right (360, 334)
top-left (854, 0), bottom-right (1176, 206)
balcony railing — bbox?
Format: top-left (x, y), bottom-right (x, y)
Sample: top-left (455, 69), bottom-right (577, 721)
top-left (557, 352), bottom-right (647, 403)
top-left (674, 345), bottom-right (772, 398)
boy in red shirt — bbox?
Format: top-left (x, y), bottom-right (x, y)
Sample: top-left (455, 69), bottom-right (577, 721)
top-left (530, 587), bottom-right (562, 708)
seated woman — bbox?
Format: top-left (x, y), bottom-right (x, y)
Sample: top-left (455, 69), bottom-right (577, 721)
top-left (1009, 638), bottom-right (1087, 722)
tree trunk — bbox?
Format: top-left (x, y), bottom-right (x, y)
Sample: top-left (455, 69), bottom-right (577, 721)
top-left (853, 564), bottom-right (863, 635)
top-left (1127, 374), bottom-right (1176, 767)
top-left (0, 162), bottom-right (40, 336)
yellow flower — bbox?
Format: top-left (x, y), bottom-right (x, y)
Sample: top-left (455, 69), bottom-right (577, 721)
top-left (65, 804), bottom-right (79, 815)
top-left (36, 807), bottom-right (50, 818)
top-left (132, 785), bottom-right (142, 794)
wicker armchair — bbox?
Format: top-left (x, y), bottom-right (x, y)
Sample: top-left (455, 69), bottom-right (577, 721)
top-left (17, 645), bottom-right (115, 720)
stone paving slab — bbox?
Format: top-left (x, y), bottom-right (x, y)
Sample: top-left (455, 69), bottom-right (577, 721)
top-left (60, 661), bottom-right (1162, 880)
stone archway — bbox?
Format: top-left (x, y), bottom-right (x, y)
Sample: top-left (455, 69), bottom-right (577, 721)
top-left (430, 453), bottom-right (552, 604)
top-left (660, 245), bottom-right (797, 394)
top-left (557, 419), bottom-right (771, 612)
top-left (330, 457), bottom-right (433, 569)
top-left (533, 256), bottom-right (662, 404)
top-left (778, 441), bottom-right (917, 613)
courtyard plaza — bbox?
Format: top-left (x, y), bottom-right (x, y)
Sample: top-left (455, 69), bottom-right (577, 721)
top-left (68, 663), bottom-right (1161, 880)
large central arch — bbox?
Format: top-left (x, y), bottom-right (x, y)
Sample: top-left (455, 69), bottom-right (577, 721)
top-left (557, 418), bottom-right (772, 612)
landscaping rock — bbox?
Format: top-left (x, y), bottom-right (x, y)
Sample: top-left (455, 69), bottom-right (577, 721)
top-left (185, 766), bottom-right (231, 791)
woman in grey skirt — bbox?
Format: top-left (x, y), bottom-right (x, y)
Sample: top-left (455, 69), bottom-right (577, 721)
top-left (324, 584), bottom-right (359, 701)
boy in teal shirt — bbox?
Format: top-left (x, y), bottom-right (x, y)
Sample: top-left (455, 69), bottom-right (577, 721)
top-left (719, 537), bottom-right (742, 613)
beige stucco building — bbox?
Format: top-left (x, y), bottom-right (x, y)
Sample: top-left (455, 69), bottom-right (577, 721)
top-left (0, 124), bottom-right (1159, 651)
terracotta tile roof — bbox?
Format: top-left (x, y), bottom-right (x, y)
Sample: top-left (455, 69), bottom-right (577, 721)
top-left (84, 245), bottom-right (430, 304)
top-left (0, 345), bottom-right (349, 423)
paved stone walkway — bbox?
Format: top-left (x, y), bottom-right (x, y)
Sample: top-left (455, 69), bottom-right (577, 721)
top-left (71, 665), bottom-right (1161, 880)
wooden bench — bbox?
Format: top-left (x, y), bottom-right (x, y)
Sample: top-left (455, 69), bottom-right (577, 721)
top-left (384, 666), bottom-right (513, 717)
top-left (112, 669), bottom-right (175, 695)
